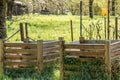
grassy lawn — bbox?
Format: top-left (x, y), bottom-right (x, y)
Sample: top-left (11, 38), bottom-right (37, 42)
top-left (6, 14), bottom-right (120, 42)
top-left (2, 14), bottom-right (120, 80)
top-left (5, 14), bottom-right (107, 41)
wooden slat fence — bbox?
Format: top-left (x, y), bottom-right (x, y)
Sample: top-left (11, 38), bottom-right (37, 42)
top-left (4, 42), bottom-right (37, 68)
top-left (0, 39), bottom-right (62, 75)
top-left (0, 38), bottom-right (120, 80)
top-left (62, 42), bottom-right (106, 80)
top-left (111, 41), bottom-right (120, 63)
top-left (60, 40), bottom-right (120, 80)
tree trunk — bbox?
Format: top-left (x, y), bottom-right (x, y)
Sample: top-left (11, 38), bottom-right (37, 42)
top-left (0, 0), bottom-right (7, 39)
top-left (7, 0), bottom-right (14, 20)
top-left (89, 0), bottom-right (94, 18)
top-left (112, 0), bottom-right (115, 16)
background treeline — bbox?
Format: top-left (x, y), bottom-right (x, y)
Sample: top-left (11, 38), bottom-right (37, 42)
top-left (7, 0), bottom-right (120, 17)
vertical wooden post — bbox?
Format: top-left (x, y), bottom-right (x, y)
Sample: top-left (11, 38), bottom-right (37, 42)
top-left (70, 20), bottom-right (73, 41)
top-left (25, 23), bottom-right (29, 41)
top-left (79, 36), bottom-right (85, 43)
top-left (37, 40), bottom-right (43, 74)
top-left (20, 23), bottom-right (25, 41)
top-left (107, 0), bottom-right (110, 40)
top-left (105, 40), bottom-right (111, 79)
top-left (0, 40), bottom-right (4, 75)
top-left (59, 37), bottom-right (64, 80)
top-left (115, 17), bottom-right (118, 40)
top-left (80, 0), bottom-right (82, 37)
top-left (104, 17), bottom-right (107, 39)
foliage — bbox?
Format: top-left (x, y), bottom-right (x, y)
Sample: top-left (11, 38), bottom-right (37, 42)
top-left (15, 0), bottom-right (120, 15)
top-left (0, 65), bottom-right (60, 80)
top-left (101, 8), bottom-right (108, 16)
top-left (64, 58), bottom-right (110, 80)
top-left (93, 3), bottom-right (101, 15)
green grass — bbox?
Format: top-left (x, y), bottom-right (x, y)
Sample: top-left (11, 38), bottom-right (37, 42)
top-left (1, 65), bottom-right (60, 80)
top-left (6, 14), bottom-right (120, 42)
top-left (3, 14), bottom-right (120, 80)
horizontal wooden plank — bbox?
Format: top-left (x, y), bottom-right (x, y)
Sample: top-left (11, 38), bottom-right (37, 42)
top-left (43, 45), bottom-right (60, 49)
top-left (43, 52), bottom-right (59, 57)
top-left (5, 49), bottom-right (37, 54)
top-left (43, 41), bottom-right (60, 45)
top-left (111, 41), bottom-right (120, 46)
top-left (5, 66), bottom-right (37, 69)
top-left (111, 42), bottom-right (120, 50)
top-left (65, 57), bottom-right (104, 63)
top-left (4, 55), bottom-right (37, 60)
top-left (43, 45), bottom-right (59, 49)
top-left (43, 53), bottom-right (60, 61)
top-left (112, 49), bottom-right (120, 52)
top-left (111, 55), bottom-right (120, 61)
top-left (43, 46), bottom-right (60, 54)
top-left (4, 61), bottom-right (37, 67)
top-left (64, 64), bottom-right (105, 71)
top-left (43, 57), bottom-right (60, 63)
top-left (65, 51), bottom-right (105, 58)
top-left (43, 61), bottom-right (58, 67)
top-left (68, 40), bottom-right (106, 44)
top-left (4, 43), bottom-right (37, 48)
top-left (65, 44), bottom-right (105, 50)
top-left (111, 49), bottom-right (120, 57)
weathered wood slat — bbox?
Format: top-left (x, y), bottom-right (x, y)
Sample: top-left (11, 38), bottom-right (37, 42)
top-left (4, 61), bottom-right (37, 67)
top-left (65, 57), bottom-right (104, 63)
top-left (4, 43), bottom-right (37, 48)
top-left (111, 41), bottom-right (120, 45)
top-left (65, 44), bottom-right (105, 50)
top-left (111, 42), bottom-right (120, 50)
top-left (5, 49), bottom-right (37, 54)
top-left (4, 55), bottom-right (37, 60)
top-left (111, 55), bottom-right (120, 61)
top-left (43, 57), bottom-right (59, 63)
top-left (43, 61), bottom-right (58, 67)
top-left (43, 44), bottom-right (59, 49)
top-left (65, 51), bottom-right (105, 58)
top-left (44, 52), bottom-right (59, 57)
top-left (5, 66), bottom-right (36, 68)
top-left (111, 50), bottom-right (120, 57)
top-left (112, 48), bottom-right (120, 53)
top-left (67, 40), bottom-right (106, 44)
top-left (43, 45), bottom-right (58, 49)
top-left (64, 64), bottom-right (105, 71)
top-left (43, 41), bottom-right (59, 45)
top-left (43, 53), bottom-right (60, 61)
top-left (43, 46), bottom-right (60, 54)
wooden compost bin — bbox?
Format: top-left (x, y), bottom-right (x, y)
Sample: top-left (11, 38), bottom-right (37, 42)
top-left (61, 40), bottom-right (120, 80)
top-left (0, 38), bottom-right (63, 75)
